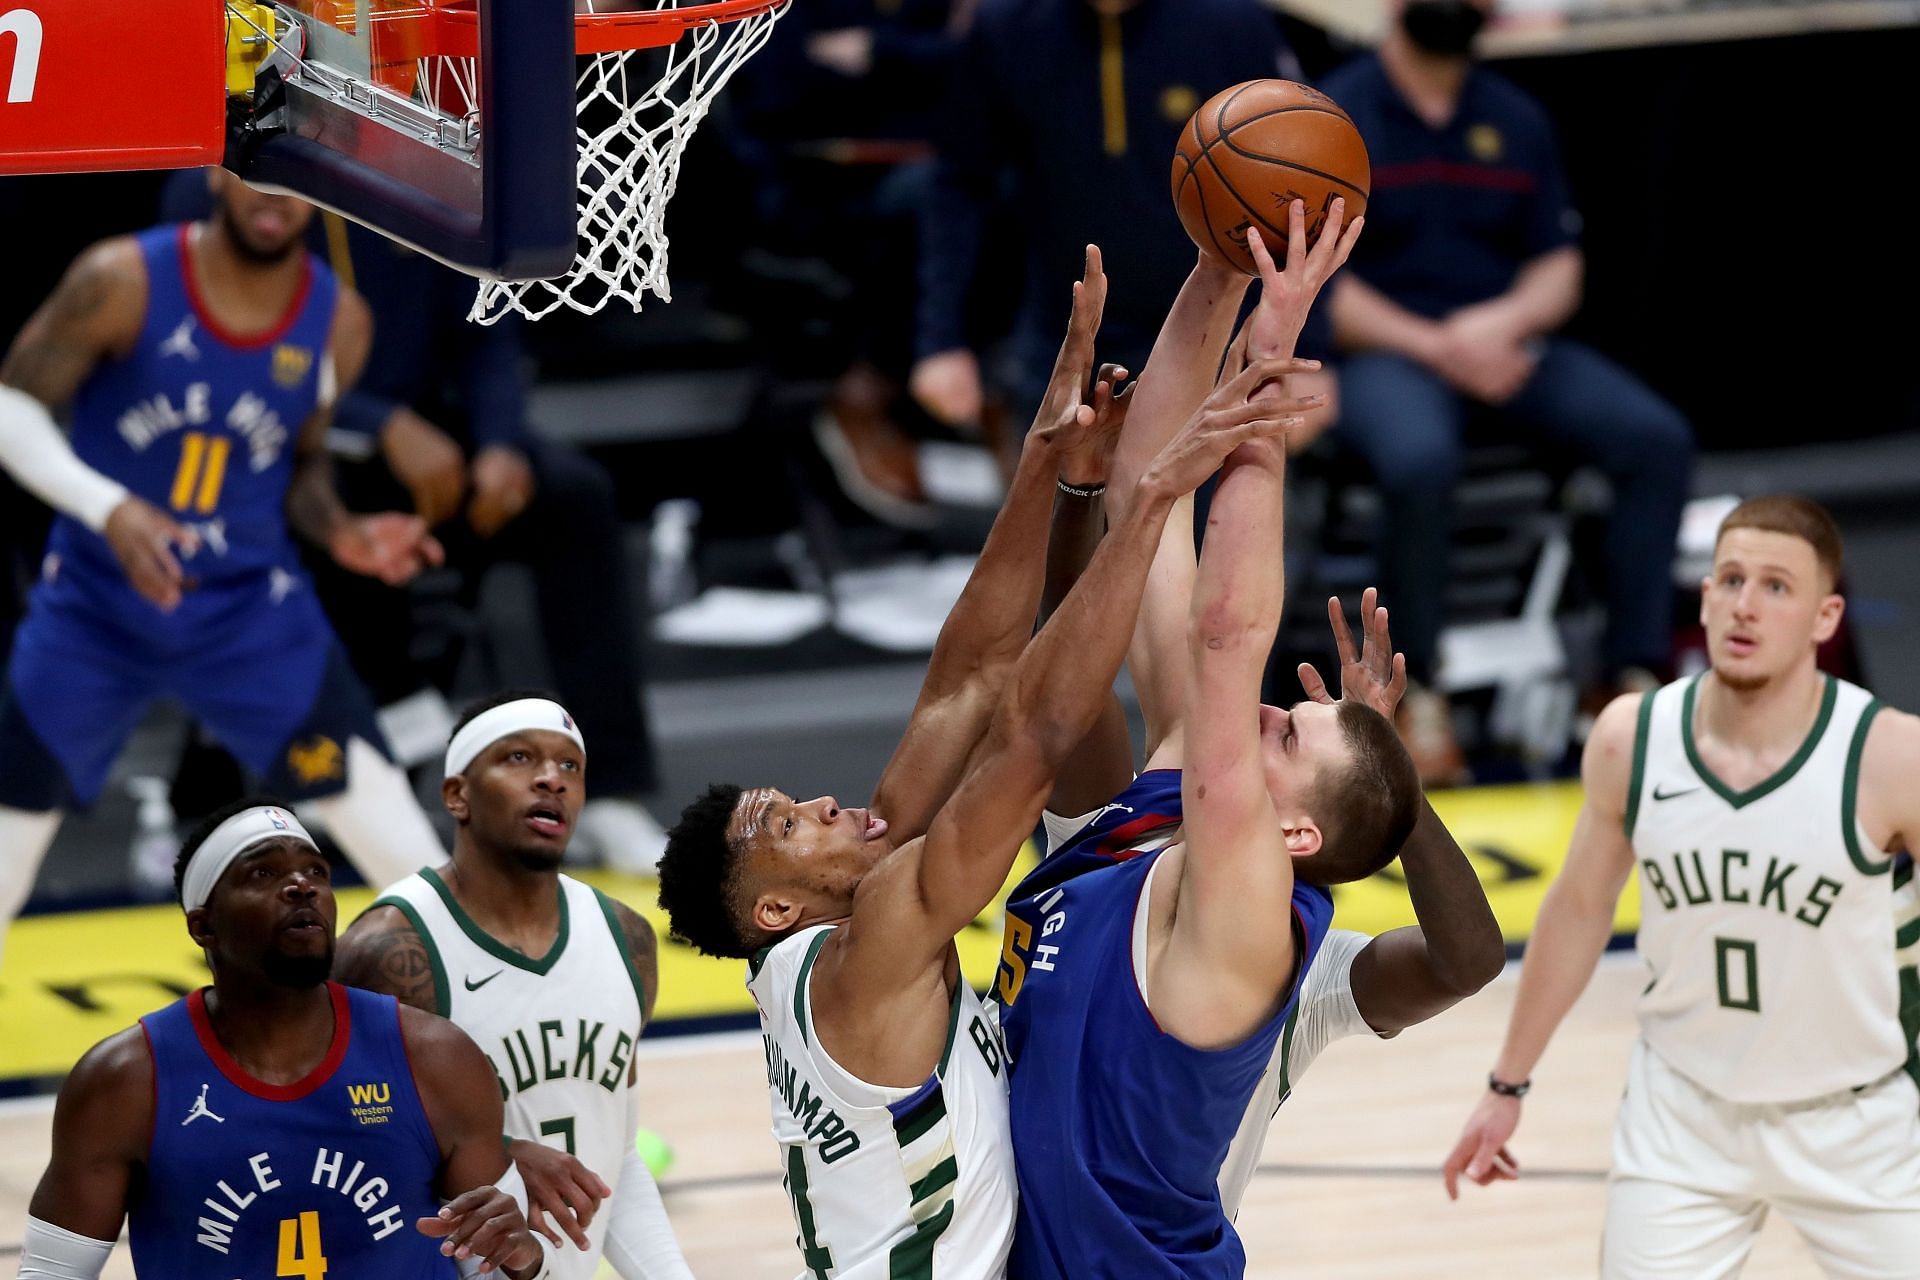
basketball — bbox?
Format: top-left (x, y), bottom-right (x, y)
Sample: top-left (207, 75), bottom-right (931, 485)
top-left (1171, 80), bottom-right (1371, 275)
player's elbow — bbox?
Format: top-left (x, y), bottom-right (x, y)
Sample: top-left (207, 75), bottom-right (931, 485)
top-left (1188, 600), bottom-right (1265, 661)
top-left (1448, 931), bottom-right (1508, 996)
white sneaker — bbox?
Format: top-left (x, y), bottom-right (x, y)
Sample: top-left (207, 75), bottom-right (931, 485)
top-left (574, 799), bottom-right (669, 877)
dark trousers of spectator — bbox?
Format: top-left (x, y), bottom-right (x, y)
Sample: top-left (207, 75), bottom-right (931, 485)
top-left (1334, 339), bottom-right (1693, 684)
top-left (318, 438), bottom-right (660, 798)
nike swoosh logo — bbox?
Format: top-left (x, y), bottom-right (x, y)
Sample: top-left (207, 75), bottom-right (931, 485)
top-left (464, 971), bottom-right (504, 991)
top-left (1652, 784), bottom-right (1700, 801)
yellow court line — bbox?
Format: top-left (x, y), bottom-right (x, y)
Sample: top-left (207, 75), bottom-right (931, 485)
top-left (0, 782), bottom-right (1628, 1084)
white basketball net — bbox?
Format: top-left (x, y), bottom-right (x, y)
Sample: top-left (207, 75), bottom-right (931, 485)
top-left (457, 1), bottom-right (787, 324)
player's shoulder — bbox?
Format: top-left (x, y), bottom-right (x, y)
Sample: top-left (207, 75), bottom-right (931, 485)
top-left (61, 1025), bottom-right (154, 1118)
top-left (1860, 703), bottom-right (1920, 779)
top-left (53, 236), bottom-right (150, 324)
top-left (1583, 689), bottom-right (1649, 763)
top-left (334, 900), bottom-right (441, 1013)
top-left (586, 884), bottom-right (658, 957)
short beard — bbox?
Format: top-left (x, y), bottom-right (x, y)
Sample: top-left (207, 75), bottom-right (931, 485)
top-left (512, 844), bottom-right (566, 874)
top-left (263, 946), bottom-right (334, 989)
top-left (218, 205), bottom-right (298, 266)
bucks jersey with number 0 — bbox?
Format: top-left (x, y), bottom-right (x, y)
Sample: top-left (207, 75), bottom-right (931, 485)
top-left (371, 868), bottom-right (647, 1280)
top-left (745, 924), bottom-right (1015, 1280)
top-left (1627, 674), bottom-right (1913, 1102)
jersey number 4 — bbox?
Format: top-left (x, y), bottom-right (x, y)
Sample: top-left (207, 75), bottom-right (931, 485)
top-left (170, 431), bottom-right (231, 514)
top-left (277, 1210), bottom-right (329, 1279)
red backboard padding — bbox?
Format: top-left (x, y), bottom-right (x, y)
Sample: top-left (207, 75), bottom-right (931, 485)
top-left (0, 0), bottom-right (225, 174)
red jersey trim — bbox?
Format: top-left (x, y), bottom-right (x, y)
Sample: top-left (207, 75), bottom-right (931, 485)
top-left (1371, 160), bottom-right (1539, 194)
top-left (187, 981), bottom-right (352, 1101)
top-left (177, 223), bottom-right (315, 351)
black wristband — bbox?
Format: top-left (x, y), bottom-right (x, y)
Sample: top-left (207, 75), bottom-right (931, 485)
top-left (1487, 1073), bottom-right (1531, 1098)
top-left (1057, 478), bottom-right (1106, 500)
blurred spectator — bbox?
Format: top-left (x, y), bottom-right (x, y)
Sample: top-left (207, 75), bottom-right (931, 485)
top-left (161, 174), bottom-right (672, 872)
top-left (728, 0), bottom-right (962, 525)
top-left (1321, 0), bottom-right (1692, 782)
top-left (913, 0), bottom-right (1304, 437)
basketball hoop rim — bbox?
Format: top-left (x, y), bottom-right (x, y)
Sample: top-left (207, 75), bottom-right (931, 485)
top-left (422, 0), bottom-right (787, 56)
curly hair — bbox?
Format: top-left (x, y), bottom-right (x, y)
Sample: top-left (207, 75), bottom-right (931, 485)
top-left (657, 783), bottom-right (755, 958)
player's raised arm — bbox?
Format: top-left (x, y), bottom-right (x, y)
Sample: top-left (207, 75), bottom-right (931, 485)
top-left (824, 354), bottom-right (1312, 989)
top-left (1116, 203), bottom-right (1358, 762)
top-left (1299, 591), bottom-right (1505, 1031)
top-left (402, 1008), bottom-right (546, 1277)
top-left (867, 247), bottom-right (1120, 844)
top-left (20, 1028), bottom-right (154, 1277)
top-left (1441, 692), bottom-right (1643, 1199)
top-left (0, 239), bottom-right (202, 610)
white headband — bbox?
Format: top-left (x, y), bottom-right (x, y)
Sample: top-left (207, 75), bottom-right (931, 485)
top-left (444, 698), bottom-right (585, 778)
top-left (182, 806), bottom-right (317, 913)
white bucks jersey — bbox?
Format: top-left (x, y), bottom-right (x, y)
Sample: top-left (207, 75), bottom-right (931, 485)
top-left (374, 869), bottom-right (646, 1279)
top-left (1628, 674), bottom-right (1913, 1103)
top-left (1217, 928), bottom-right (1381, 1218)
top-left (746, 925), bottom-right (1015, 1280)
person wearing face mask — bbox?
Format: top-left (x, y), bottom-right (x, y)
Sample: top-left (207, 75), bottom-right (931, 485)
top-left (1320, 0), bottom-right (1694, 786)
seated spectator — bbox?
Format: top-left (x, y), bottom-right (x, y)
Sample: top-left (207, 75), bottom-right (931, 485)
top-left (728, 0), bottom-right (960, 525)
top-left (1321, 0), bottom-right (1693, 783)
top-left (913, 0), bottom-right (1315, 443)
top-left (159, 173), bottom-right (673, 871)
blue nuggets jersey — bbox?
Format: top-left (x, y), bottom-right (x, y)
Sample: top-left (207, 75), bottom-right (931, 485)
top-left (994, 771), bottom-right (1335, 1279)
top-left (48, 223), bottom-right (336, 600)
top-left (129, 983), bottom-right (455, 1279)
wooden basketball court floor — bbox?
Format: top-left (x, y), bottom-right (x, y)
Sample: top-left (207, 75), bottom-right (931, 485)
top-left (0, 958), bottom-right (1821, 1278)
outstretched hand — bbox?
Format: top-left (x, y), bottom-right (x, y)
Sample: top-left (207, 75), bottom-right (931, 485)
top-left (1138, 353), bottom-right (1322, 501)
top-left (1297, 587), bottom-right (1409, 720)
top-left (1031, 246), bottom-right (1135, 482)
top-left (1243, 197), bottom-right (1363, 367)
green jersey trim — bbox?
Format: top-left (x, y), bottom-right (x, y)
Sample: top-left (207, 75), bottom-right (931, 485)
top-left (418, 865), bottom-right (571, 976)
top-left (1624, 689), bottom-right (1656, 839)
top-left (1681, 674), bottom-right (1835, 811)
top-left (794, 928), bottom-right (834, 1048)
top-left (1843, 699), bottom-right (1892, 876)
top-left (592, 887), bottom-right (650, 1020)
top-left (369, 895), bottom-right (451, 1018)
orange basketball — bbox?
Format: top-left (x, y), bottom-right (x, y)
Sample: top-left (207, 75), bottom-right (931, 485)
top-left (1171, 80), bottom-right (1371, 276)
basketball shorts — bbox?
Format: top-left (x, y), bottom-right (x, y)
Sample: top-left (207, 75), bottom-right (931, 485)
top-left (1603, 1039), bottom-right (1920, 1280)
top-left (0, 569), bottom-right (386, 809)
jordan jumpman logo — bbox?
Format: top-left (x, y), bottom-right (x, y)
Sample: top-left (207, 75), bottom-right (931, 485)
top-left (183, 1082), bottom-right (225, 1126)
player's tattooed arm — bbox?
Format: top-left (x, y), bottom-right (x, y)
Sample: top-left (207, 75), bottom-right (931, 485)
top-left (26, 1026), bottom-right (154, 1244)
top-left (0, 238), bottom-right (147, 409)
top-left (609, 899), bottom-right (661, 1026)
top-left (334, 904), bottom-right (442, 1014)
